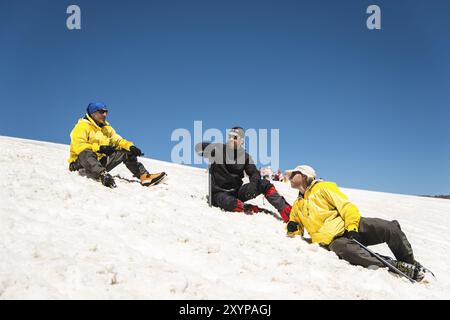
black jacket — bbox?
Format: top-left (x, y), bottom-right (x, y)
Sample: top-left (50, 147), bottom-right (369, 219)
top-left (195, 142), bottom-right (261, 193)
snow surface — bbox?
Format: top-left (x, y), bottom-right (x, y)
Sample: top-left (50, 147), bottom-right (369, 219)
top-left (0, 135), bottom-right (449, 299)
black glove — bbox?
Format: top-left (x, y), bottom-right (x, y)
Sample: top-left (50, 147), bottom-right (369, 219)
top-left (69, 162), bottom-right (81, 172)
top-left (346, 230), bottom-right (362, 243)
top-left (287, 221), bottom-right (299, 233)
top-left (99, 145), bottom-right (116, 156)
top-left (129, 146), bottom-right (143, 157)
top-left (243, 204), bottom-right (260, 214)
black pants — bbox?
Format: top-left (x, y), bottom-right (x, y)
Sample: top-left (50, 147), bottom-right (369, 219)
top-left (328, 217), bottom-right (415, 268)
top-left (76, 149), bottom-right (148, 179)
top-left (212, 179), bottom-right (289, 213)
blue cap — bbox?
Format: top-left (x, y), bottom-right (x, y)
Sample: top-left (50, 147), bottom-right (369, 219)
top-left (87, 102), bottom-right (108, 115)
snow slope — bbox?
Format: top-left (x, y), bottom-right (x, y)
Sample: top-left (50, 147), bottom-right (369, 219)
top-left (1, 135), bottom-right (449, 299)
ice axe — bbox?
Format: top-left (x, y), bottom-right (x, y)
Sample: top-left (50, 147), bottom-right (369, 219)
top-left (351, 238), bottom-right (415, 283)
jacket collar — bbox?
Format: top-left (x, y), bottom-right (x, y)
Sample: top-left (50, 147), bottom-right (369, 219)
top-left (298, 179), bottom-right (322, 199)
top-left (83, 113), bottom-right (109, 129)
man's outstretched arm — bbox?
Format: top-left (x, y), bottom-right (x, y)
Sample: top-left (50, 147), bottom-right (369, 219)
top-left (195, 142), bottom-right (218, 160)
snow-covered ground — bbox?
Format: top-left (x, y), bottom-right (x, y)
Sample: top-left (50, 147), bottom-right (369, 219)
top-left (0, 135), bottom-right (449, 299)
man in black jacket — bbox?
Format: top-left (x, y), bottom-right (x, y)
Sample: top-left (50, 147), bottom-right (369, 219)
top-left (195, 127), bottom-right (292, 221)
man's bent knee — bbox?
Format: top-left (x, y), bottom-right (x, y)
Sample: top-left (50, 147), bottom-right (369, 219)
top-left (78, 149), bottom-right (97, 160)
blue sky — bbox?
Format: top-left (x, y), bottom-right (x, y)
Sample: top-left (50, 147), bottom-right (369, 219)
top-left (0, 0), bottom-right (449, 195)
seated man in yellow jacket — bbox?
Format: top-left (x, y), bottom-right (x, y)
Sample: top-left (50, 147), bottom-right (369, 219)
top-left (68, 102), bottom-right (166, 188)
top-left (285, 164), bottom-right (426, 281)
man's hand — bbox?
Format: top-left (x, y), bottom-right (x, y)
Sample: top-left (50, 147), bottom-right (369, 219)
top-left (130, 146), bottom-right (143, 157)
top-left (287, 221), bottom-right (299, 233)
top-left (346, 230), bottom-right (362, 243)
top-left (243, 204), bottom-right (260, 214)
top-left (69, 162), bottom-right (81, 172)
top-left (99, 145), bottom-right (116, 156)
top-left (286, 221), bottom-right (301, 238)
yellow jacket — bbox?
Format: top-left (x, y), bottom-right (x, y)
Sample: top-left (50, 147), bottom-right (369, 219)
top-left (68, 114), bottom-right (134, 163)
top-left (287, 180), bottom-right (361, 245)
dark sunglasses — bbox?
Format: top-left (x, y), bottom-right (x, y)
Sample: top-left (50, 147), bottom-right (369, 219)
top-left (229, 135), bottom-right (239, 140)
top-left (97, 109), bottom-right (108, 114)
top-left (289, 171), bottom-right (302, 180)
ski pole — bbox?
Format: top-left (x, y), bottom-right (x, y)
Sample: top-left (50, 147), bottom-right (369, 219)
top-left (351, 239), bottom-right (416, 283)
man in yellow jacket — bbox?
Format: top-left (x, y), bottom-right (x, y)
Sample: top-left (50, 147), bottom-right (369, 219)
top-left (285, 164), bottom-right (426, 281)
top-left (68, 102), bottom-right (166, 188)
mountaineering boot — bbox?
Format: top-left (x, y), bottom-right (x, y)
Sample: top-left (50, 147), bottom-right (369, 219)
top-left (99, 171), bottom-right (116, 188)
top-left (140, 172), bottom-right (167, 186)
top-left (394, 260), bottom-right (425, 281)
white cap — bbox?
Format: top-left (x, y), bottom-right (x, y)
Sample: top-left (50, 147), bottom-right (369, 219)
top-left (285, 165), bottom-right (316, 179)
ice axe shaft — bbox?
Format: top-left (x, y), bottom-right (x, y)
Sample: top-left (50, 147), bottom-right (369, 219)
top-left (351, 238), bottom-right (415, 283)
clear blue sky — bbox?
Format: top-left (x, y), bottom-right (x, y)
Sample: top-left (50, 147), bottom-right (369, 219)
top-left (0, 0), bottom-right (449, 195)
